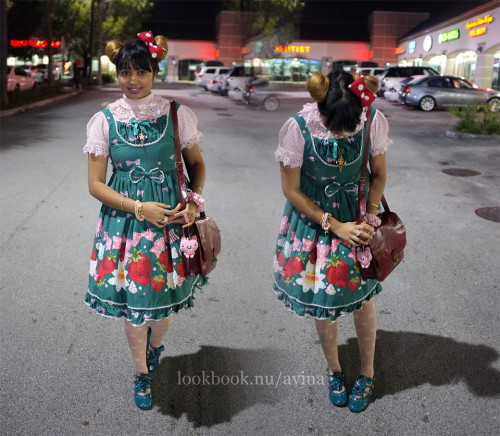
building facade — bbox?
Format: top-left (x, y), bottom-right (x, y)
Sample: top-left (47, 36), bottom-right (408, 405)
top-left (395, 0), bottom-right (499, 89)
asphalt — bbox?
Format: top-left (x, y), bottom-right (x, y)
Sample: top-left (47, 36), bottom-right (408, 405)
top-left (0, 86), bottom-right (499, 436)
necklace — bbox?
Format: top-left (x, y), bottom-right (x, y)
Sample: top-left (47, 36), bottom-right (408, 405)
top-left (326, 138), bottom-right (345, 171)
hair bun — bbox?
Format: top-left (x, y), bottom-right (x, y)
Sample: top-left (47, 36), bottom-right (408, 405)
top-left (153, 35), bottom-right (168, 61)
top-left (363, 75), bottom-right (379, 95)
top-left (306, 71), bottom-right (329, 102)
top-left (106, 40), bottom-right (123, 64)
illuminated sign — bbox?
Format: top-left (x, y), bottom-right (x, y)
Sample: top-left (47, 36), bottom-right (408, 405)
top-left (423, 35), bottom-right (432, 52)
top-left (439, 29), bottom-right (460, 43)
top-left (395, 46), bottom-right (405, 55)
top-left (470, 27), bottom-right (487, 37)
top-left (467, 13), bottom-right (494, 38)
top-left (466, 14), bottom-right (494, 29)
top-left (214, 49), bottom-right (219, 58)
top-left (368, 50), bottom-right (373, 59)
top-left (241, 45), bottom-right (251, 55)
top-left (274, 45), bottom-right (311, 54)
top-left (255, 40), bottom-right (263, 54)
top-left (408, 41), bottom-right (416, 54)
top-left (10, 39), bottom-right (61, 48)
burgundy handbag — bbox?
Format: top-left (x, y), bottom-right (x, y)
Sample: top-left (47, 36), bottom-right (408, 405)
top-left (356, 112), bottom-right (406, 282)
top-left (171, 101), bottom-right (221, 277)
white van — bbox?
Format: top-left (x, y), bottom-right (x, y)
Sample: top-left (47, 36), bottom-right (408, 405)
top-left (195, 66), bottom-right (230, 90)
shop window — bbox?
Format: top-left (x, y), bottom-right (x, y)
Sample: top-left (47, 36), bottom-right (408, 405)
top-left (492, 50), bottom-right (500, 90)
top-left (455, 51), bottom-right (477, 83)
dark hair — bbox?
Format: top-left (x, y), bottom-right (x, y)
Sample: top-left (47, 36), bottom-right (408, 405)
top-left (113, 40), bottom-right (160, 76)
top-left (317, 69), bottom-right (362, 133)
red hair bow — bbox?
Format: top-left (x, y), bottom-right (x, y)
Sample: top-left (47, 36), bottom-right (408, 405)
top-left (137, 31), bottom-right (165, 59)
top-left (348, 77), bottom-right (376, 107)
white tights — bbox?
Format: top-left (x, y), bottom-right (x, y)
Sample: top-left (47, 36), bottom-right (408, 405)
top-left (124, 317), bottom-right (174, 376)
top-left (315, 299), bottom-right (377, 379)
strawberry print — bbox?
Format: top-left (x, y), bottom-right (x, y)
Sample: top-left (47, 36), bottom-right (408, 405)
top-left (325, 255), bottom-right (349, 288)
top-left (128, 248), bottom-right (151, 286)
top-left (96, 252), bottom-right (116, 285)
top-left (348, 276), bottom-right (360, 291)
top-left (152, 275), bottom-right (166, 293)
top-left (157, 250), bottom-right (173, 273)
top-left (289, 254), bottom-right (306, 275)
top-left (277, 251), bottom-right (286, 266)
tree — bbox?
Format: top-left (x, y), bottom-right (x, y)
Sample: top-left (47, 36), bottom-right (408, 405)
top-left (221, 0), bottom-right (305, 38)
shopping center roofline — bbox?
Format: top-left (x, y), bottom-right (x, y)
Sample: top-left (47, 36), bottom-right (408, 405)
top-left (397, 0), bottom-right (499, 42)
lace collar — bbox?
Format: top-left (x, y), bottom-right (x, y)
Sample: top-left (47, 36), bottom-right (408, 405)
top-left (299, 102), bottom-right (366, 140)
top-left (109, 93), bottom-right (166, 121)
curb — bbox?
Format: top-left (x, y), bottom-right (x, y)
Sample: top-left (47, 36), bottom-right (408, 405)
top-left (0, 90), bottom-right (79, 117)
top-left (445, 130), bottom-right (500, 142)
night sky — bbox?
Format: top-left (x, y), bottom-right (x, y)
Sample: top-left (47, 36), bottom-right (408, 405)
top-left (146, 0), bottom-right (492, 42)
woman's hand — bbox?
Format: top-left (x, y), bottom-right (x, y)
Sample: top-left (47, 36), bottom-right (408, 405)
top-left (330, 220), bottom-right (375, 247)
top-left (142, 202), bottom-right (180, 228)
top-left (170, 201), bottom-right (197, 228)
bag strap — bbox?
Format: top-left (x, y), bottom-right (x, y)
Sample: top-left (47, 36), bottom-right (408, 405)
top-left (171, 101), bottom-right (188, 209)
top-left (356, 109), bottom-right (390, 225)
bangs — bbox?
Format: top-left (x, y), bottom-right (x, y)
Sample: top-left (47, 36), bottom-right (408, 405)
top-left (115, 40), bottom-right (158, 74)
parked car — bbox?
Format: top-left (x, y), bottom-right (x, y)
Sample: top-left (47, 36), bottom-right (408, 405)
top-left (356, 67), bottom-right (385, 77)
top-left (7, 66), bottom-right (36, 91)
top-left (378, 66), bottom-right (440, 97)
top-left (195, 66), bottom-right (229, 90)
top-left (212, 65), bottom-right (253, 95)
top-left (399, 75), bottom-right (500, 111)
top-left (207, 73), bottom-right (227, 94)
top-left (24, 65), bottom-right (44, 84)
top-left (384, 75), bottom-right (427, 102)
top-left (244, 78), bottom-right (280, 111)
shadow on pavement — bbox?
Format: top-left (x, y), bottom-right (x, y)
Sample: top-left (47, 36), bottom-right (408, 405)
top-left (152, 345), bottom-right (287, 427)
top-left (340, 329), bottom-right (500, 400)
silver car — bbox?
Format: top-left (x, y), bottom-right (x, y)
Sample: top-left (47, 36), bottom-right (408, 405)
top-left (244, 78), bottom-right (280, 111)
top-left (399, 75), bottom-right (500, 111)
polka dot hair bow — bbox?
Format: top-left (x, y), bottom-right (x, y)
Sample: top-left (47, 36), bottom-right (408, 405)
top-left (348, 77), bottom-right (376, 107)
top-left (137, 31), bottom-right (165, 59)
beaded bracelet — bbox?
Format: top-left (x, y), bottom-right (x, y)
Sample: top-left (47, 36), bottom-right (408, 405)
top-left (135, 200), bottom-right (145, 221)
top-left (186, 190), bottom-right (205, 213)
top-left (321, 212), bottom-right (331, 235)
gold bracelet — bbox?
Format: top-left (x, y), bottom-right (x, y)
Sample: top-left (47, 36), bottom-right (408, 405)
top-left (193, 185), bottom-right (203, 194)
top-left (368, 202), bottom-right (379, 209)
top-left (120, 197), bottom-right (125, 210)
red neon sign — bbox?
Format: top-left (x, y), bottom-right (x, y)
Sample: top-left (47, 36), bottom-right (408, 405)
top-left (10, 39), bottom-right (61, 48)
top-left (368, 50), bottom-right (373, 59)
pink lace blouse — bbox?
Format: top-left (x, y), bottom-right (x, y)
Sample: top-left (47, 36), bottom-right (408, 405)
top-left (275, 103), bottom-right (392, 168)
top-left (83, 93), bottom-right (202, 158)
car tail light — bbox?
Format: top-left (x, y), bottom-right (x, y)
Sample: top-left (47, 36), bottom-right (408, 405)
top-left (198, 73), bottom-right (203, 77)
top-left (404, 87), bottom-right (411, 94)
top-left (249, 87), bottom-right (255, 93)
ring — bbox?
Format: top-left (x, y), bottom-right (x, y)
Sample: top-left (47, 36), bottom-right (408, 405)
top-left (163, 215), bottom-right (169, 223)
top-left (183, 213), bottom-right (190, 224)
top-left (355, 229), bottom-right (360, 237)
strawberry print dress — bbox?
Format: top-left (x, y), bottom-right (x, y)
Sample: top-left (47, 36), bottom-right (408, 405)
top-left (83, 94), bottom-right (207, 325)
top-left (273, 103), bottom-right (391, 321)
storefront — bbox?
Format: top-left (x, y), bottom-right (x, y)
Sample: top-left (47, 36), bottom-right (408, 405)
top-left (396, 0), bottom-right (500, 89)
top-left (242, 37), bottom-right (370, 81)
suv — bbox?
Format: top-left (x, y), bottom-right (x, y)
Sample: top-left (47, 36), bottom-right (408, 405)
top-left (195, 66), bottom-right (229, 90)
top-left (378, 66), bottom-right (439, 96)
top-left (356, 67), bottom-right (385, 77)
top-left (218, 65), bottom-right (254, 95)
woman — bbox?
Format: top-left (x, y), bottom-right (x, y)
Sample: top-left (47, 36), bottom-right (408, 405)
top-left (273, 69), bottom-right (391, 413)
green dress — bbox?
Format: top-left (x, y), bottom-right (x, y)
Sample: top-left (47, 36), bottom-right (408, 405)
top-left (273, 106), bottom-right (381, 321)
top-left (84, 101), bottom-right (207, 325)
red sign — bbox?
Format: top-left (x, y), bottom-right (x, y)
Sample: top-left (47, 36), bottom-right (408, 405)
top-left (368, 50), bottom-right (373, 59)
top-left (469, 27), bottom-right (487, 37)
top-left (395, 46), bottom-right (405, 55)
top-left (10, 39), bottom-right (61, 48)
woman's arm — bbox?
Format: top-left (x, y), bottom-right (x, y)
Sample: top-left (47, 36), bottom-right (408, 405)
top-left (171, 143), bottom-right (206, 227)
top-left (88, 154), bottom-right (173, 228)
top-left (366, 153), bottom-right (387, 214)
top-left (280, 163), bottom-right (374, 246)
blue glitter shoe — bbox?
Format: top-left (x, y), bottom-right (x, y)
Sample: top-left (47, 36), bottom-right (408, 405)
top-left (348, 375), bottom-right (374, 413)
top-left (328, 371), bottom-right (348, 407)
top-left (134, 373), bottom-right (153, 410)
top-left (146, 326), bottom-right (164, 373)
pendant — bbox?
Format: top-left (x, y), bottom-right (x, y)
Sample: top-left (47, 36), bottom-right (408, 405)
top-left (337, 150), bottom-right (345, 172)
top-left (137, 130), bottom-right (147, 146)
